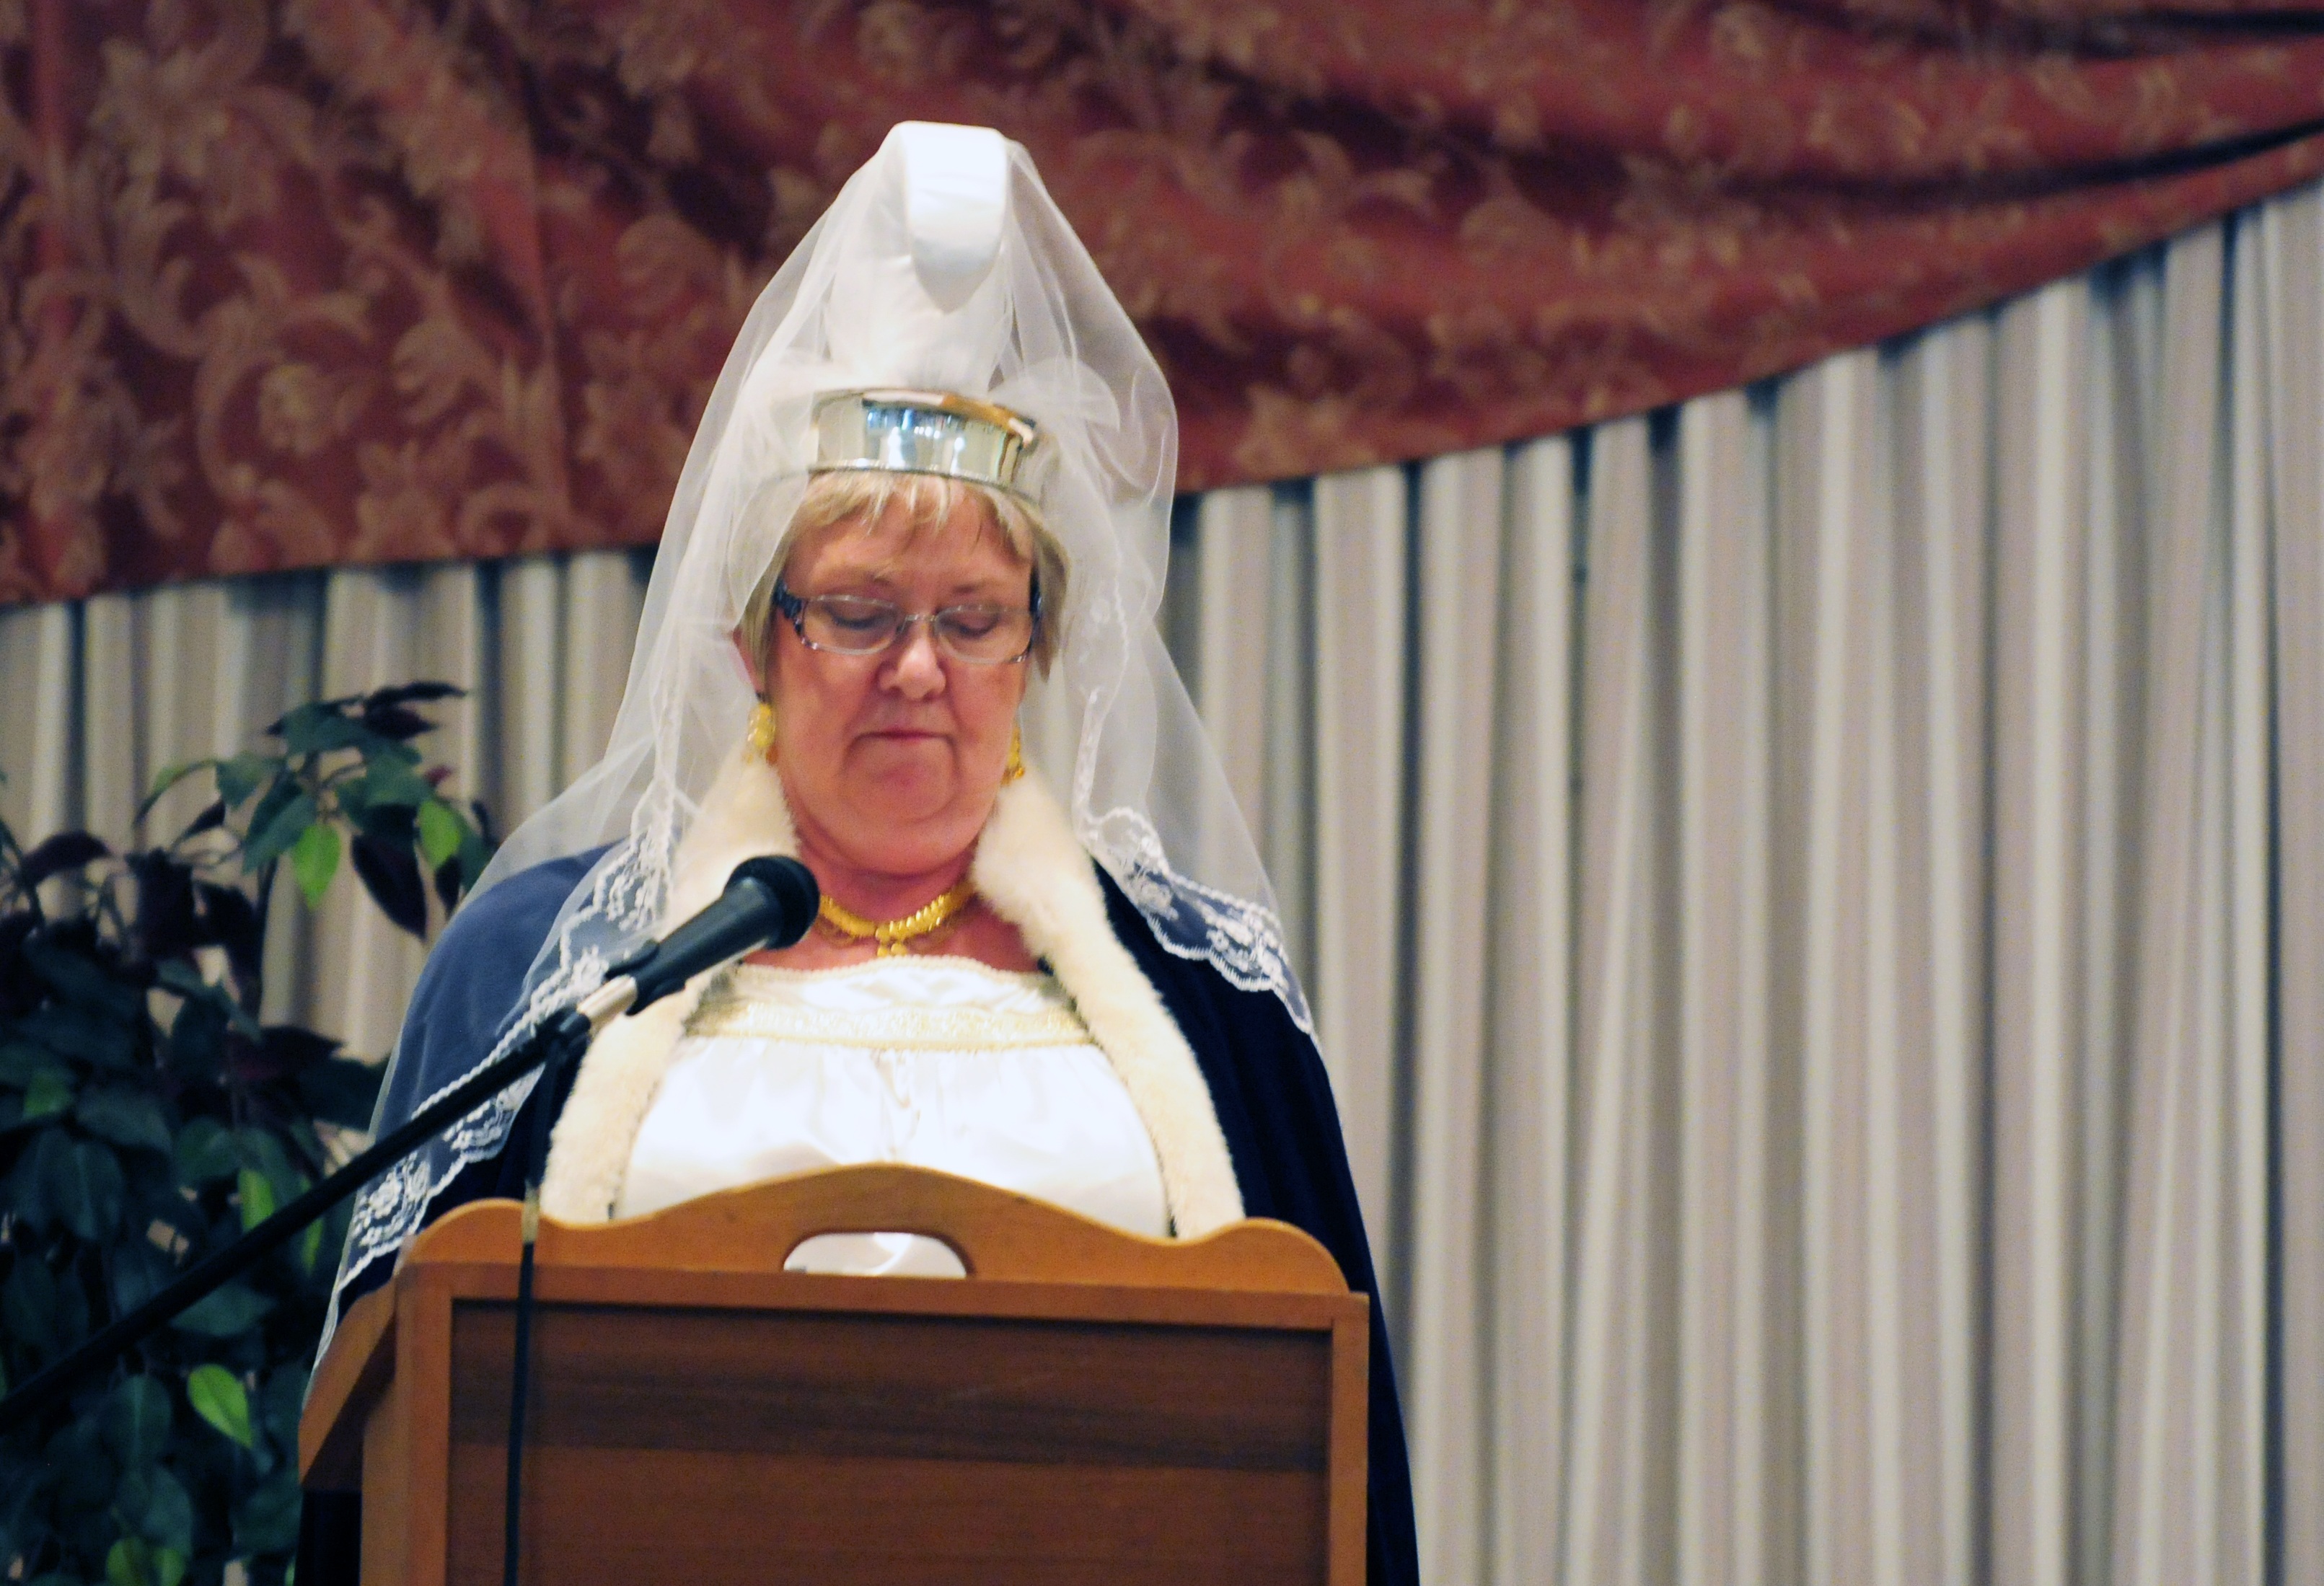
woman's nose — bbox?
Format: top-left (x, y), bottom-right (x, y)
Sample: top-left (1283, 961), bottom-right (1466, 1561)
top-left (881, 622), bottom-right (946, 696)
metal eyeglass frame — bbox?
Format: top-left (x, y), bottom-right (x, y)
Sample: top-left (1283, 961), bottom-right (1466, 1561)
top-left (770, 577), bottom-right (1042, 666)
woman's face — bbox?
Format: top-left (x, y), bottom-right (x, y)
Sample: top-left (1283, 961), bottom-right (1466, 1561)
top-left (755, 493), bottom-right (1034, 878)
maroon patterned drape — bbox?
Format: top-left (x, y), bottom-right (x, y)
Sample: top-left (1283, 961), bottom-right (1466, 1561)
top-left (6, 0), bottom-right (2324, 602)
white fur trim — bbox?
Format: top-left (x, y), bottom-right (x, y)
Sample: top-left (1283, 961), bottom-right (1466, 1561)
top-left (970, 775), bottom-right (1244, 1234)
top-left (537, 746), bottom-right (796, 1222)
top-left (537, 752), bottom-right (1246, 1234)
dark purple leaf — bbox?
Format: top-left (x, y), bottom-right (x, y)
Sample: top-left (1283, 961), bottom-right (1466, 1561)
top-left (226, 1025), bottom-right (338, 1086)
top-left (260, 1025), bottom-right (340, 1070)
top-left (19, 832), bottom-right (110, 888)
top-left (182, 798), bottom-right (227, 837)
top-left (196, 884), bottom-right (263, 987)
top-left (128, 853), bottom-right (198, 959)
top-left (358, 704), bottom-right (434, 741)
top-left (364, 681), bottom-right (463, 708)
top-left (350, 834), bottom-right (428, 938)
top-left (298, 1055), bottom-right (384, 1129)
top-left (433, 855), bottom-right (462, 914)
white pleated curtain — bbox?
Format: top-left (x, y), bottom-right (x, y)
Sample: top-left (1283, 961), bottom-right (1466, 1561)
top-left (6, 184), bottom-right (2324, 1585)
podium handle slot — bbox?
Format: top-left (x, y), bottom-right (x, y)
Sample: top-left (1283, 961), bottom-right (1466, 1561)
top-left (781, 1229), bottom-right (971, 1277)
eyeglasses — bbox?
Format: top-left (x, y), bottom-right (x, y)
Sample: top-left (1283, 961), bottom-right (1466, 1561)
top-left (772, 578), bottom-right (1039, 665)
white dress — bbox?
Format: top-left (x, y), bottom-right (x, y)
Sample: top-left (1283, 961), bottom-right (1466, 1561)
top-left (614, 956), bottom-right (1171, 1274)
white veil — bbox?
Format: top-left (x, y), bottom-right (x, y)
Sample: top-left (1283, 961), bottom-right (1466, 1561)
top-left (330, 124), bottom-right (1303, 1324)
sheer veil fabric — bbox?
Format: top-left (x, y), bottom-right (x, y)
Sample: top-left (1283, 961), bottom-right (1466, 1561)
top-left (330, 123), bottom-right (1304, 1324)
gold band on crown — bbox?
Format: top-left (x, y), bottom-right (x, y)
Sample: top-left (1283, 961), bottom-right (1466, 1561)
top-left (810, 389), bottom-right (1046, 503)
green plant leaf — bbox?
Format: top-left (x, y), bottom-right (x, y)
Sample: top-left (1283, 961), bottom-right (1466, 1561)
top-left (53, 1256), bottom-right (90, 1351)
top-left (61, 1137), bottom-right (128, 1242)
top-left (154, 962), bottom-right (261, 1040)
top-left (107, 1532), bottom-right (167, 1586)
top-left (17, 1003), bottom-right (139, 1068)
top-left (259, 1365), bottom-right (309, 1456)
top-left (242, 789), bottom-right (317, 871)
top-left (355, 759), bottom-right (439, 814)
top-left (233, 1126), bottom-right (297, 1182)
top-left (142, 759), bottom-right (212, 808)
top-left (172, 1116), bottom-right (239, 1185)
top-left (2, 1251), bottom-right (59, 1357)
top-left (416, 798), bottom-right (464, 868)
top-left (213, 752), bottom-right (276, 807)
top-left (162, 996), bottom-right (224, 1079)
top-left (149, 960), bottom-right (208, 1000)
top-left (75, 1087), bottom-right (172, 1153)
top-left (46, 1417), bottom-right (116, 1513)
top-left (457, 823), bottom-right (491, 888)
top-left (24, 939), bottom-right (143, 1022)
top-left (232, 1468), bottom-right (302, 1556)
top-left (22, 1066), bottom-right (73, 1119)
top-left (290, 821), bottom-right (340, 907)
top-left (109, 1238), bottom-right (177, 1316)
top-left (13, 1131), bottom-right (126, 1241)
top-left (113, 1464), bottom-right (193, 1556)
top-left (102, 1377), bottom-right (173, 1471)
top-left (186, 1364), bottom-right (253, 1449)
top-left (276, 704), bottom-right (374, 757)
top-left (6, 1129), bottom-right (63, 1233)
top-left (170, 1282), bottom-right (272, 1336)
top-left (0, 1039), bottom-right (51, 1084)
top-left (236, 1166), bottom-right (278, 1231)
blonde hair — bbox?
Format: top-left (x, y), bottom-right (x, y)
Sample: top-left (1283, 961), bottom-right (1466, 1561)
top-left (739, 472), bottom-right (1068, 672)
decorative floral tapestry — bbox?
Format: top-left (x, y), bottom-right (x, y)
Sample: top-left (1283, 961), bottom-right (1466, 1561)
top-left (5, 0), bottom-right (2324, 602)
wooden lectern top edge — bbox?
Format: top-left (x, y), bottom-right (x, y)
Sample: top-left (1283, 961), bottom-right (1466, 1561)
top-left (421, 1163), bottom-right (1348, 1290)
top-left (301, 1164), bottom-right (1355, 1486)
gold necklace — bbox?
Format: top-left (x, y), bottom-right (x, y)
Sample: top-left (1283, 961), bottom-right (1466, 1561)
top-left (817, 878), bottom-right (978, 956)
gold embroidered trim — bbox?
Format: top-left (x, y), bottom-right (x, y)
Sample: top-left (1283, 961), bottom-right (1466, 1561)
top-left (683, 985), bottom-right (1092, 1052)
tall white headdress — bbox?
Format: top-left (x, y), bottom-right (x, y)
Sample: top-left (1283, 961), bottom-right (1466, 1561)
top-left (333, 124), bottom-right (1303, 1320)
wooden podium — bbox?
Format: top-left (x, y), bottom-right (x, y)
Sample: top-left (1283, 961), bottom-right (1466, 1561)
top-left (299, 1166), bottom-right (1369, 1585)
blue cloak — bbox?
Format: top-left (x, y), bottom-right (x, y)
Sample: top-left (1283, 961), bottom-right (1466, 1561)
top-left (300, 851), bottom-right (1421, 1586)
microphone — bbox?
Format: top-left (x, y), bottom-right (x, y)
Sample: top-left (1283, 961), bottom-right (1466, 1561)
top-left (598, 856), bottom-right (821, 1016)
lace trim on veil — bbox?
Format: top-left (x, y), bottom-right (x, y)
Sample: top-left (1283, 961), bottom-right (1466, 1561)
top-left (1090, 807), bottom-right (1313, 1036)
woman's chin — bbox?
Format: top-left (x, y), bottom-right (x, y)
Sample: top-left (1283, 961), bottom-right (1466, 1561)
top-left (834, 771), bottom-right (980, 848)
top-left (833, 800), bottom-right (986, 876)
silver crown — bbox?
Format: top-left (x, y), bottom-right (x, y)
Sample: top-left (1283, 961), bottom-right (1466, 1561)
top-left (809, 389), bottom-right (1047, 503)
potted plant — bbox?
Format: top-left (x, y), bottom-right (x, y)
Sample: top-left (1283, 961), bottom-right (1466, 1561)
top-left (0, 684), bottom-right (492, 1586)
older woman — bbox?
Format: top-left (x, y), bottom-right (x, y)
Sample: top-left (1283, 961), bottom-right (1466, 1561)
top-left (544, 463), bottom-right (1235, 1259)
top-left (308, 123), bottom-right (1417, 1585)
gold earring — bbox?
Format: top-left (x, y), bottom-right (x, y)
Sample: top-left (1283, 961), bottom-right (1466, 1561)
top-left (747, 701), bottom-right (778, 763)
top-left (1003, 725), bottom-right (1026, 784)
